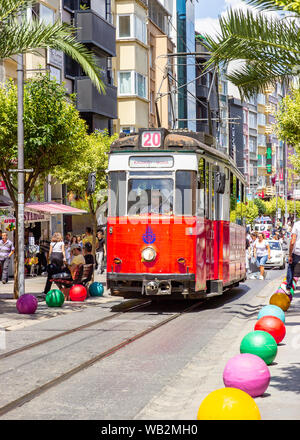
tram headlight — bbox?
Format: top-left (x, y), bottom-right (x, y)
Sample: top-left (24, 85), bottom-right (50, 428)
top-left (141, 247), bottom-right (156, 262)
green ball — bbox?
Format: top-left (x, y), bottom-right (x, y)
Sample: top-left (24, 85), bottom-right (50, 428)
top-left (240, 331), bottom-right (277, 365)
top-left (46, 289), bottom-right (64, 307)
top-left (290, 288), bottom-right (295, 296)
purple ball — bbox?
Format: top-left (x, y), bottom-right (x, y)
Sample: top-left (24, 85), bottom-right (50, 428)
top-left (223, 353), bottom-right (270, 397)
top-left (16, 294), bottom-right (38, 314)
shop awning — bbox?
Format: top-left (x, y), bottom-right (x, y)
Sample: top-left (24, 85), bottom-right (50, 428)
top-left (0, 194), bottom-right (13, 208)
top-left (25, 201), bottom-right (87, 215)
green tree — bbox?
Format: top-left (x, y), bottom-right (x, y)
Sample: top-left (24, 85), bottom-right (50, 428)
top-left (203, 0), bottom-right (300, 98)
top-left (275, 88), bottom-right (300, 170)
top-left (54, 130), bottom-right (118, 254)
top-left (0, 0), bottom-right (104, 93)
top-left (254, 198), bottom-right (266, 216)
top-left (0, 74), bottom-right (88, 297)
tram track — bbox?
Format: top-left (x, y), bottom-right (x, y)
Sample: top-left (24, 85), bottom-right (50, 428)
top-left (0, 299), bottom-right (152, 361)
top-left (0, 299), bottom-right (203, 417)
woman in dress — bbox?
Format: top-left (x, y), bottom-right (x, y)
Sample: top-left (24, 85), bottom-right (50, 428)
top-left (254, 232), bottom-right (271, 280)
top-left (43, 232), bottom-right (66, 295)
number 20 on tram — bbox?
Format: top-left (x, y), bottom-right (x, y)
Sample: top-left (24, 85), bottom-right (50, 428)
top-left (106, 128), bottom-right (246, 299)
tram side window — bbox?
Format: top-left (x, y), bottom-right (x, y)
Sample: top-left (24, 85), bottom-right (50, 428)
top-left (108, 171), bottom-right (126, 217)
top-left (230, 173), bottom-right (237, 222)
top-left (197, 158), bottom-right (205, 217)
top-left (206, 162), bottom-right (210, 218)
top-left (175, 171), bottom-right (197, 216)
top-left (211, 168), bottom-right (215, 221)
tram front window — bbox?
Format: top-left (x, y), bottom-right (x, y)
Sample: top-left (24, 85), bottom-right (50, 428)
top-left (128, 178), bottom-right (173, 215)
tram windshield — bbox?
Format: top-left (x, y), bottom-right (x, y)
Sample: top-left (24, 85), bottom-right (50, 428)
top-left (128, 178), bottom-right (173, 215)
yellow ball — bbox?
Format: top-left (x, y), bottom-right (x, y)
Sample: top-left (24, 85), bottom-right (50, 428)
top-left (197, 388), bottom-right (261, 420)
top-left (283, 277), bottom-right (286, 282)
top-left (269, 292), bottom-right (290, 312)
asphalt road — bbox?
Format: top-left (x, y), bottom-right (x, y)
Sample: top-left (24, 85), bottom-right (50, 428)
top-left (0, 267), bottom-right (285, 420)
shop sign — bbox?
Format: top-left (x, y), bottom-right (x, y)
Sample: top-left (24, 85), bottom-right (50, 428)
top-left (24, 211), bottom-right (50, 222)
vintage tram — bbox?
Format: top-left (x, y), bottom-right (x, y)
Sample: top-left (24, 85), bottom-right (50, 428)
top-left (106, 128), bottom-right (246, 299)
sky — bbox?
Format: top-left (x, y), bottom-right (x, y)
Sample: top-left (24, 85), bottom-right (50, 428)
top-left (195, 0), bottom-right (251, 37)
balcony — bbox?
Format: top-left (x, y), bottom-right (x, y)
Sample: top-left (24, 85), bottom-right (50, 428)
top-left (76, 77), bottom-right (117, 119)
top-left (196, 84), bottom-right (209, 99)
top-left (75, 10), bottom-right (116, 57)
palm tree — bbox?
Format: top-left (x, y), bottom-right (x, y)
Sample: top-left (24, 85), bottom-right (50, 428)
top-left (0, 0), bottom-right (105, 93)
top-left (203, 0), bottom-right (300, 98)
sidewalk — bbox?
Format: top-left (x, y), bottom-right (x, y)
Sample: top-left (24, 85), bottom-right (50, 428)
top-left (0, 271), bottom-right (120, 331)
top-left (135, 274), bottom-right (300, 420)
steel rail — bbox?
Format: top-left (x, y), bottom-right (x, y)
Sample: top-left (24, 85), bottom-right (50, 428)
top-left (0, 299), bottom-right (152, 361)
top-left (0, 300), bottom-right (203, 417)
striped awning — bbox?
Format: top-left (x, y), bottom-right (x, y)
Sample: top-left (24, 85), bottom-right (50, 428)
top-left (25, 201), bottom-right (87, 215)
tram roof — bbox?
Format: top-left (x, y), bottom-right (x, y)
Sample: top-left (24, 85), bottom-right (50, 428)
top-left (110, 129), bottom-right (246, 185)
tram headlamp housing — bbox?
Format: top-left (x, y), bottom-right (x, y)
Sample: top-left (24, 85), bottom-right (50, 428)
top-left (141, 247), bottom-right (156, 262)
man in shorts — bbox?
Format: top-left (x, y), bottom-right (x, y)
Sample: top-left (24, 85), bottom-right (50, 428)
top-left (286, 219), bottom-right (300, 293)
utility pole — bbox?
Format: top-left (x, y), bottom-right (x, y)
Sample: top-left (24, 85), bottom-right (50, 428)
top-left (17, 52), bottom-right (25, 297)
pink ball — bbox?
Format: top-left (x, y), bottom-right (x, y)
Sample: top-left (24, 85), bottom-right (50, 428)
top-left (223, 353), bottom-right (270, 397)
top-left (16, 294), bottom-right (38, 314)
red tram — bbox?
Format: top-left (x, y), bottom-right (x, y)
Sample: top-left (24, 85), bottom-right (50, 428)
top-left (106, 128), bottom-right (246, 299)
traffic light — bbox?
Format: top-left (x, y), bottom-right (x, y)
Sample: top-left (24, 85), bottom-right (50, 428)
top-left (266, 143), bottom-right (272, 174)
top-left (87, 172), bottom-right (96, 195)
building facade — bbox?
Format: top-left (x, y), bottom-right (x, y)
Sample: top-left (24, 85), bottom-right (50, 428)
top-left (113, 0), bottom-right (149, 134)
top-left (194, 34), bottom-right (219, 141)
top-left (63, 0), bottom-right (117, 134)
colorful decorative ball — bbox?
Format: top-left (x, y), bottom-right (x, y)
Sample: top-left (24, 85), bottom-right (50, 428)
top-left (276, 288), bottom-right (293, 302)
top-left (223, 353), bottom-right (270, 397)
top-left (292, 281), bottom-right (297, 290)
top-left (254, 315), bottom-right (286, 344)
top-left (197, 388), bottom-right (261, 420)
top-left (89, 282), bottom-right (104, 297)
top-left (240, 330), bottom-right (277, 365)
top-left (45, 289), bottom-right (64, 307)
top-left (69, 284), bottom-right (87, 302)
top-left (16, 294), bottom-right (38, 314)
top-left (257, 304), bottom-right (285, 323)
top-left (269, 292), bottom-right (291, 312)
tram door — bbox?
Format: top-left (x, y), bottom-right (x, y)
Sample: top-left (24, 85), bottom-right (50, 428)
top-left (206, 161), bottom-right (214, 280)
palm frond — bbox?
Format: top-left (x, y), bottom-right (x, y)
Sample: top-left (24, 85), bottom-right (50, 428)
top-left (0, 19), bottom-right (105, 94)
top-left (226, 61), bottom-right (293, 99)
top-left (0, 0), bottom-right (36, 21)
top-left (203, 8), bottom-right (300, 68)
top-left (244, 0), bottom-right (286, 11)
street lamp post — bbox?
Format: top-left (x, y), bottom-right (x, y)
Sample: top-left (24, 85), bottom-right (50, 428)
top-left (17, 52), bottom-right (25, 297)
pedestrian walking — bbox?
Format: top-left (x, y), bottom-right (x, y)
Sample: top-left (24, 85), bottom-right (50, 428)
top-left (96, 230), bottom-right (106, 274)
top-left (76, 234), bottom-right (83, 248)
top-left (253, 232), bottom-right (271, 280)
top-left (43, 232), bottom-right (66, 295)
top-left (64, 232), bottom-right (72, 265)
top-left (0, 232), bottom-right (14, 284)
top-left (246, 237), bottom-right (250, 275)
top-left (285, 219), bottom-right (300, 293)
top-left (82, 227), bottom-right (93, 246)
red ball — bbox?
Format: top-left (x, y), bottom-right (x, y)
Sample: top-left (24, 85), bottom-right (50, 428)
top-left (69, 284), bottom-right (87, 302)
top-left (254, 315), bottom-right (286, 344)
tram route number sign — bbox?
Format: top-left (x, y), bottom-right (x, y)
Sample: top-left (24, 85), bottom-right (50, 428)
top-left (141, 131), bottom-right (162, 148)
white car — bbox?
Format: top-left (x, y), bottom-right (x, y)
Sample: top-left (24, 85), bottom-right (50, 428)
top-left (265, 240), bottom-right (286, 269)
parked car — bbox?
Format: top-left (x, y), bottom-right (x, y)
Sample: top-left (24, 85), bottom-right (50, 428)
top-left (265, 240), bottom-right (286, 269)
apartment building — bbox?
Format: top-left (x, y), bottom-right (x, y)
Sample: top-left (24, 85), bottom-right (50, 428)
top-left (63, 0), bottom-right (117, 134)
top-left (194, 34), bottom-right (219, 142)
top-left (148, 0), bottom-right (175, 129)
top-left (113, 0), bottom-right (149, 134)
